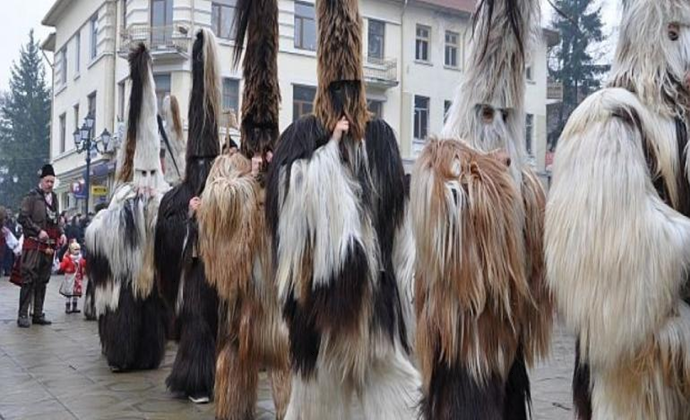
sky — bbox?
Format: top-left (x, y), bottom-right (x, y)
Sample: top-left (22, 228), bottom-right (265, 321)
top-left (0, 0), bottom-right (621, 93)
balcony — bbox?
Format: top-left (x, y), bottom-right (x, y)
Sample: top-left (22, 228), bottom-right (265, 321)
top-left (119, 24), bottom-right (192, 60)
top-left (547, 79), bottom-right (564, 102)
top-left (364, 57), bottom-right (399, 89)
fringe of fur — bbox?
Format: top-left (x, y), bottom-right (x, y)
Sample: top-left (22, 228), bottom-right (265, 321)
top-left (411, 138), bottom-right (547, 387)
top-left (546, 87), bottom-right (690, 370)
top-left (162, 95), bottom-right (186, 185)
top-left (233, 0), bottom-right (281, 158)
top-left (313, 0), bottom-right (369, 140)
top-left (608, 0), bottom-right (690, 119)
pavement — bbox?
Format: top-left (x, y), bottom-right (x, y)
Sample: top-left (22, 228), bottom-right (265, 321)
top-left (0, 276), bottom-right (576, 420)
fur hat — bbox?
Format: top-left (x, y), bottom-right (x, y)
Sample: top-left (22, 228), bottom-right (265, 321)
top-left (233, 0), bottom-right (281, 158)
top-left (39, 164), bottom-right (56, 178)
top-left (313, 0), bottom-right (369, 141)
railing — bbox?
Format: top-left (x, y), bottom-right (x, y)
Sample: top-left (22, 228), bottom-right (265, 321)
top-left (119, 24), bottom-right (192, 57)
top-left (547, 80), bottom-right (564, 102)
top-left (364, 57), bottom-right (398, 87)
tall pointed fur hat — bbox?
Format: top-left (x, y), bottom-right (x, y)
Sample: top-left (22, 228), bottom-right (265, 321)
top-left (232, 0), bottom-right (281, 159)
top-left (186, 29), bottom-right (221, 165)
top-left (117, 43), bottom-right (161, 183)
top-left (313, 0), bottom-right (369, 141)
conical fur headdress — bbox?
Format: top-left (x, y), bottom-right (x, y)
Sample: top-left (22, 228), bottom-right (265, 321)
top-left (186, 28), bottom-right (221, 166)
top-left (117, 43), bottom-right (161, 183)
top-left (232, 0), bottom-right (281, 159)
top-left (313, 0), bottom-right (369, 141)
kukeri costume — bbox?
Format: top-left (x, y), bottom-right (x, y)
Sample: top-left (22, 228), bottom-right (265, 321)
top-left (86, 44), bottom-right (168, 371)
top-left (546, 1), bottom-right (690, 418)
top-left (264, 1), bottom-right (420, 418)
top-left (410, 0), bottom-right (553, 418)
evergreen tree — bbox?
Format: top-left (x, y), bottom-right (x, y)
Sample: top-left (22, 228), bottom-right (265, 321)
top-left (549, 0), bottom-right (609, 148)
top-left (0, 30), bottom-right (51, 209)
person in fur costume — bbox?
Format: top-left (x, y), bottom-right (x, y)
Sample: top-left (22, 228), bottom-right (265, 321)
top-left (85, 43), bottom-right (168, 372)
top-left (264, 1), bottom-right (419, 418)
top-left (154, 28), bottom-right (221, 404)
top-left (546, 1), bottom-right (690, 418)
top-left (195, 1), bottom-right (292, 417)
top-left (410, 0), bottom-right (553, 418)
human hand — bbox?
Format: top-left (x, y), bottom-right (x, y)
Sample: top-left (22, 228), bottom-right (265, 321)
top-left (331, 117), bottom-right (350, 143)
top-left (38, 230), bottom-right (49, 241)
top-left (59, 234), bottom-right (67, 246)
top-left (189, 197), bottom-right (201, 214)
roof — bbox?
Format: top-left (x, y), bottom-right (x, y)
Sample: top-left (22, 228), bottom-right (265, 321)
top-left (42, 0), bottom-right (72, 27)
top-left (41, 32), bottom-right (56, 52)
top-left (417, 0), bottom-right (476, 13)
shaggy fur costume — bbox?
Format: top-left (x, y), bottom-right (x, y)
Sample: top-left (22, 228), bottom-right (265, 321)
top-left (85, 43), bottom-right (169, 371)
top-left (546, 2), bottom-right (690, 418)
top-left (154, 29), bottom-right (221, 399)
top-left (196, 1), bottom-right (292, 418)
top-left (162, 95), bottom-right (186, 186)
top-left (411, 1), bottom-right (552, 418)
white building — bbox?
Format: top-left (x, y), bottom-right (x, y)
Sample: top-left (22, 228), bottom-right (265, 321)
top-left (41, 0), bottom-right (558, 214)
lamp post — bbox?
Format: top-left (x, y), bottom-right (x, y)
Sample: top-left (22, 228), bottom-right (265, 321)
top-left (73, 112), bottom-right (111, 215)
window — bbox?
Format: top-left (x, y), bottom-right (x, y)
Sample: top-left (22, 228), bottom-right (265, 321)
top-left (367, 100), bottom-right (383, 119)
top-left (74, 32), bottom-right (81, 74)
top-left (222, 78), bottom-right (240, 112)
top-left (118, 80), bottom-right (126, 121)
top-left (90, 14), bottom-right (98, 59)
top-left (153, 74), bottom-right (171, 111)
top-left (59, 47), bottom-right (67, 84)
top-left (444, 100), bottom-right (452, 123)
top-left (416, 25), bottom-right (430, 62)
top-left (151, 0), bottom-right (173, 46)
top-left (414, 95), bottom-right (429, 140)
top-left (211, 1), bottom-right (237, 40)
top-left (368, 19), bottom-right (385, 60)
top-left (445, 31), bottom-right (459, 68)
top-left (88, 91), bottom-right (97, 132)
top-left (293, 85), bottom-right (316, 121)
top-left (59, 113), bottom-right (66, 153)
top-left (294, 2), bottom-right (316, 51)
top-left (526, 64), bottom-right (534, 82)
top-left (73, 104), bottom-right (80, 145)
top-left (526, 113), bottom-right (534, 155)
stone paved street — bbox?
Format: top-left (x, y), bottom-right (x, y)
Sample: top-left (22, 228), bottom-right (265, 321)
top-left (0, 276), bottom-right (575, 419)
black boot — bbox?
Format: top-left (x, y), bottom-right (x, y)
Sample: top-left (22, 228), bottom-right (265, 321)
top-left (72, 301), bottom-right (80, 314)
top-left (65, 302), bottom-right (72, 314)
top-left (32, 283), bottom-right (51, 325)
top-left (17, 282), bottom-right (33, 328)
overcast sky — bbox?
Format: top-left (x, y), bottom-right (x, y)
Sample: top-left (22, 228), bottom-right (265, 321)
top-left (0, 0), bottom-right (621, 93)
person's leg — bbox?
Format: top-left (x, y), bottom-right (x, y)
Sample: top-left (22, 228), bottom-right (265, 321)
top-left (17, 251), bottom-right (38, 327)
top-left (72, 296), bottom-right (80, 313)
top-left (32, 252), bottom-right (52, 325)
top-left (65, 296), bottom-right (72, 314)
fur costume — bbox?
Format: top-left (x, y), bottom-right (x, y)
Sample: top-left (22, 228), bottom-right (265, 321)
top-left (264, 1), bottom-right (420, 418)
top-left (154, 29), bottom-right (221, 401)
top-left (162, 95), bottom-right (186, 186)
top-left (411, 0), bottom-right (552, 418)
top-left (85, 43), bottom-right (169, 371)
top-left (196, 1), bottom-right (291, 418)
top-left (546, 1), bottom-right (690, 418)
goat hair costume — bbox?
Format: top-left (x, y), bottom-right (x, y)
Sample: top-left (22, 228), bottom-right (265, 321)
top-left (410, 0), bottom-right (553, 418)
top-left (264, 1), bottom-right (419, 419)
top-left (154, 29), bottom-right (221, 401)
top-left (196, 1), bottom-right (291, 418)
top-left (546, 1), bottom-right (690, 418)
top-left (85, 44), bottom-right (169, 371)
top-left (161, 94), bottom-right (186, 186)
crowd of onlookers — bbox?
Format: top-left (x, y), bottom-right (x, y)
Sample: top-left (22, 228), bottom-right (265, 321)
top-left (1, 208), bottom-right (96, 276)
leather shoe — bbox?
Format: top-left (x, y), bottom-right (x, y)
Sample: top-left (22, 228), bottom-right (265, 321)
top-left (17, 317), bottom-right (30, 328)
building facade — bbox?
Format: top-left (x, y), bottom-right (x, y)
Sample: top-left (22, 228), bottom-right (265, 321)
top-left (42, 0), bottom-right (558, 214)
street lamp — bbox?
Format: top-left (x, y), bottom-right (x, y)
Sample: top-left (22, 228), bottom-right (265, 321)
top-left (73, 112), bottom-right (112, 215)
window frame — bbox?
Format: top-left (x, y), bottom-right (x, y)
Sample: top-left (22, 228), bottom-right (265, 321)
top-left (293, 84), bottom-right (316, 121)
top-left (222, 77), bottom-right (240, 112)
top-left (294, 2), bottom-right (317, 51)
top-left (444, 30), bottom-right (459, 68)
top-left (211, 0), bottom-right (238, 41)
top-left (89, 14), bottom-right (98, 60)
top-left (413, 95), bottom-right (430, 140)
top-left (74, 32), bottom-right (81, 74)
top-left (526, 113), bottom-right (534, 156)
top-left (87, 91), bottom-right (97, 132)
top-left (59, 113), bottom-right (67, 154)
top-left (59, 47), bottom-right (67, 85)
top-left (368, 19), bottom-right (385, 60)
top-left (415, 24), bottom-right (431, 62)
